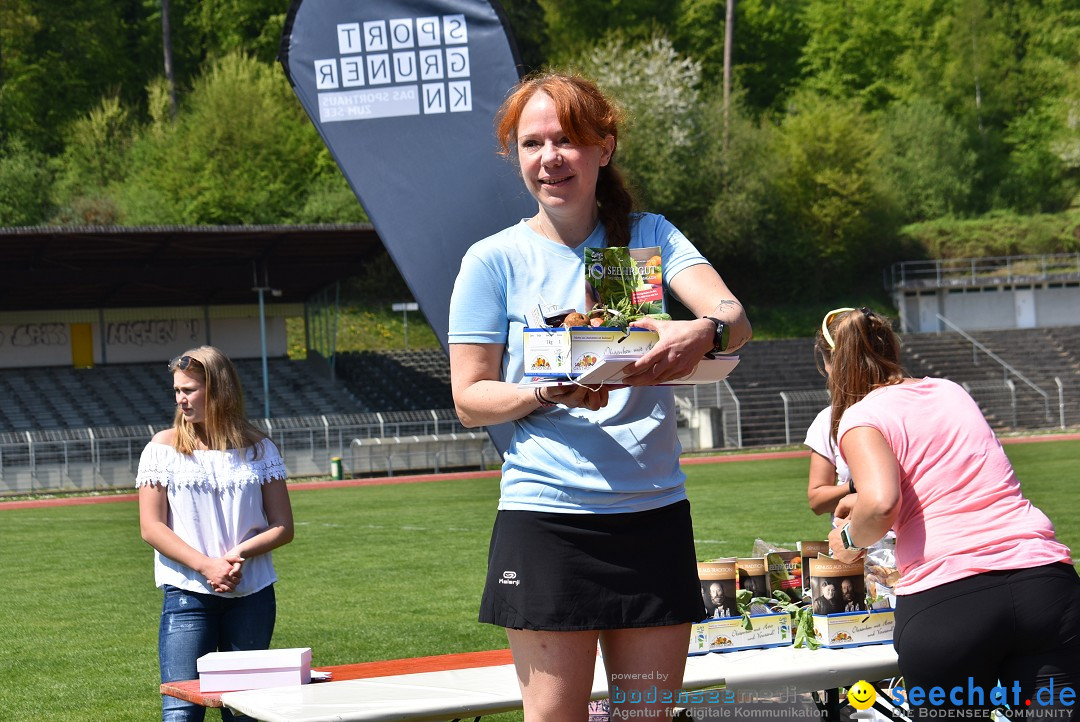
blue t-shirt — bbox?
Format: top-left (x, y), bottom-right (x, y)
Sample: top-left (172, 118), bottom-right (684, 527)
top-left (448, 213), bottom-right (709, 513)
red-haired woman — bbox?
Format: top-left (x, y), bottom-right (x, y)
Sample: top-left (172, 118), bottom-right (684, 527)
top-left (448, 72), bottom-right (751, 721)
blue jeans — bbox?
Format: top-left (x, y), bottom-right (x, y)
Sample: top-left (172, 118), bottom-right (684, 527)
top-left (159, 584), bottom-right (276, 722)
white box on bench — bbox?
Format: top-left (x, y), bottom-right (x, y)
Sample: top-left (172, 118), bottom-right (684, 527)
top-left (688, 613), bottom-right (792, 655)
top-left (198, 647), bottom-right (312, 692)
top-left (812, 609), bottom-right (895, 648)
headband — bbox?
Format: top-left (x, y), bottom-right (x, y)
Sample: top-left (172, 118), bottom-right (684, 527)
top-left (821, 307), bottom-right (874, 350)
top-left (820, 308), bottom-right (854, 350)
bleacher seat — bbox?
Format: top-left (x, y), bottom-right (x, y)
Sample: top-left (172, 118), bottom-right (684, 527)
top-left (0, 327), bottom-right (1077, 437)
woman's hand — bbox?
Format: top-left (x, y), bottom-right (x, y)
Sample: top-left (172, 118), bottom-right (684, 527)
top-left (541, 382), bottom-right (610, 411)
top-left (827, 524), bottom-right (865, 564)
top-left (616, 317), bottom-right (714, 386)
top-left (202, 554), bottom-right (244, 593)
top-left (833, 492), bottom-right (857, 522)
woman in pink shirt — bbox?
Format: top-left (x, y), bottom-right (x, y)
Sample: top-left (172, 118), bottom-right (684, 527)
top-left (820, 307), bottom-right (1078, 721)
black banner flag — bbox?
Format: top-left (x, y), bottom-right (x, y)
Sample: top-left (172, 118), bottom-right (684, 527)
top-left (280, 0), bottom-right (534, 451)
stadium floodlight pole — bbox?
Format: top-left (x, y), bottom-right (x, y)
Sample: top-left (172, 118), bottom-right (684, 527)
top-left (722, 0), bottom-right (734, 154)
top-left (252, 262), bottom-right (277, 419)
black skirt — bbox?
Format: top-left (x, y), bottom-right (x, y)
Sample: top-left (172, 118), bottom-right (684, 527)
top-left (478, 499), bottom-right (706, 631)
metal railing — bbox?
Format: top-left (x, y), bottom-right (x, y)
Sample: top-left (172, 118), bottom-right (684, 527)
top-left (349, 433), bottom-right (496, 477)
top-left (889, 253), bottom-right (1080, 290)
top-left (935, 314), bottom-right (1053, 424)
top-left (0, 410), bottom-right (476, 496)
top-left (2, 377), bottom-right (1076, 496)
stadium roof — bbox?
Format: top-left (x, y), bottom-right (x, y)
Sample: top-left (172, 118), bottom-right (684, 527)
top-left (0, 224), bottom-right (381, 311)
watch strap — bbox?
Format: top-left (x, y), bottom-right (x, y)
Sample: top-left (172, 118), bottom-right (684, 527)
top-left (840, 523), bottom-right (864, 551)
top-left (702, 316), bottom-right (730, 354)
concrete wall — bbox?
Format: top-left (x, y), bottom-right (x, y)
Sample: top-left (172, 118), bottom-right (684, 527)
top-left (895, 281), bottom-right (1080, 333)
top-left (0, 305), bottom-right (297, 369)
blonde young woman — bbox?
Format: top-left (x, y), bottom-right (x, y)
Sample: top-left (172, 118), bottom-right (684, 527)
top-left (820, 308), bottom-right (1078, 720)
top-left (448, 72), bottom-right (751, 721)
top-left (137, 346), bottom-right (293, 722)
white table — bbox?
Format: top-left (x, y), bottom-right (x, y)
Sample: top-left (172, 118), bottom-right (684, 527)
top-left (220, 644), bottom-right (899, 722)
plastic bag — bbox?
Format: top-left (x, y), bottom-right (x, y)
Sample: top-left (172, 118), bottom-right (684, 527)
top-left (864, 536), bottom-right (899, 609)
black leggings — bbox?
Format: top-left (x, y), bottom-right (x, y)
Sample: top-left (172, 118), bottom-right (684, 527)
top-left (894, 562), bottom-right (1080, 720)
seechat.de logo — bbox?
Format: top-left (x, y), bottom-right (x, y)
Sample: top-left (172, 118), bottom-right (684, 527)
top-left (888, 678), bottom-right (1077, 711)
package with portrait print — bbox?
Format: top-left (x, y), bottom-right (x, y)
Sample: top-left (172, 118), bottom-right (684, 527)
top-left (735, 557), bottom-right (771, 600)
top-left (808, 556), bottom-right (895, 648)
top-left (688, 558), bottom-right (791, 655)
top-left (797, 540), bottom-right (830, 596)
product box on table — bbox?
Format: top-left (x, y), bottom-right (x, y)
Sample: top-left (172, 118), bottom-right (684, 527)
top-left (197, 647), bottom-right (312, 692)
top-left (688, 613), bottom-right (792, 655)
top-left (523, 326), bottom-right (659, 378)
top-left (811, 608), bottom-right (895, 648)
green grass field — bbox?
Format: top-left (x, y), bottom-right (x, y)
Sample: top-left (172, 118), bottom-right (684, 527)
top-left (1, 440), bottom-right (1076, 721)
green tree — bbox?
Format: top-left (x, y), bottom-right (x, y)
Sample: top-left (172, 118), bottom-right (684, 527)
top-left (771, 91), bottom-right (900, 292)
top-left (705, 100), bottom-right (795, 299)
top-left (673, 0), bottom-right (808, 115)
top-left (574, 34), bottom-right (711, 222)
top-left (894, 0), bottom-right (1080, 212)
top-left (0, 137), bottom-right (53, 225)
top-left (998, 104), bottom-right (1075, 213)
top-left (990, 1), bottom-right (1080, 211)
top-left (116, 52), bottom-right (324, 224)
top-left (799, 0), bottom-right (911, 110)
top-left (185, 0), bottom-right (289, 63)
top-left (51, 94), bottom-right (134, 223)
top-left (0, 0), bottom-right (156, 154)
top-left (499, 0), bottom-right (549, 74)
top-left (293, 152), bottom-right (369, 225)
top-left (879, 98), bottom-right (977, 222)
top-left (539, 0), bottom-right (678, 63)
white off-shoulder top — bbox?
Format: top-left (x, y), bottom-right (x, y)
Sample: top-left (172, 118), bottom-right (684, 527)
top-left (136, 437), bottom-right (287, 597)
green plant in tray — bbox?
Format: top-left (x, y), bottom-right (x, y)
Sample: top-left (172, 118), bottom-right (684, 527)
top-left (584, 246), bottom-right (669, 328)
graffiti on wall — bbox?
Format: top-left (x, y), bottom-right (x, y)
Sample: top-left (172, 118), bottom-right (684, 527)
top-left (106, 319), bottom-right (201, 346)
top-left (0, 323), bottom-right (69, 347)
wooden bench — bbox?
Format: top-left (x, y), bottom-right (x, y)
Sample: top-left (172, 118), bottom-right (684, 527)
top-left (162, 644), bottom-right (900, 721)
top-left (160, 648), bottom-right (514, 709)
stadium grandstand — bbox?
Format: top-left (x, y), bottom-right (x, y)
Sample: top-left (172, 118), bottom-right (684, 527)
top-left (0, 227), bottom-right (1077, 495)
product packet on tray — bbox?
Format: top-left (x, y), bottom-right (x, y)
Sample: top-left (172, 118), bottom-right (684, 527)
top-left (584, 246), bottom-right (665, 324)
top-left (522, 245), bottom-right (739, 383)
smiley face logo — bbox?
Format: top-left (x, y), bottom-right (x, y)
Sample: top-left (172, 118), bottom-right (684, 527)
top-left (847, 680), bottom-right (877, 710)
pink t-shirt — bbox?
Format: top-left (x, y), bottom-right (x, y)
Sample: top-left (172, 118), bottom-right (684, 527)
top-left (838, 378), bottom-right (1071, 595)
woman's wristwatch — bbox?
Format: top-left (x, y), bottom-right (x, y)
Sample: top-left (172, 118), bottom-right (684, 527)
top-left (702, 316), bottom-right (730, 355)
top-left (839, 523), bottom-right (864, 551)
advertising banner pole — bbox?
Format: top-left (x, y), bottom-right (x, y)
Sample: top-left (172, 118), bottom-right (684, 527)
top-left (280, 0), bottom-right (533, 452)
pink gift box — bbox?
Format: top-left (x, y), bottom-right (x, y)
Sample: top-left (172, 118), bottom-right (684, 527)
top-left (197, 647), bottom-right (312, 692)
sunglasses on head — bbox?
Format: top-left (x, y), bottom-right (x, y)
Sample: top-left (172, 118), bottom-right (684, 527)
top-left (169, 355), bottom-right (198, 371)
top-left (820, 307), bottom-right (873, 350)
